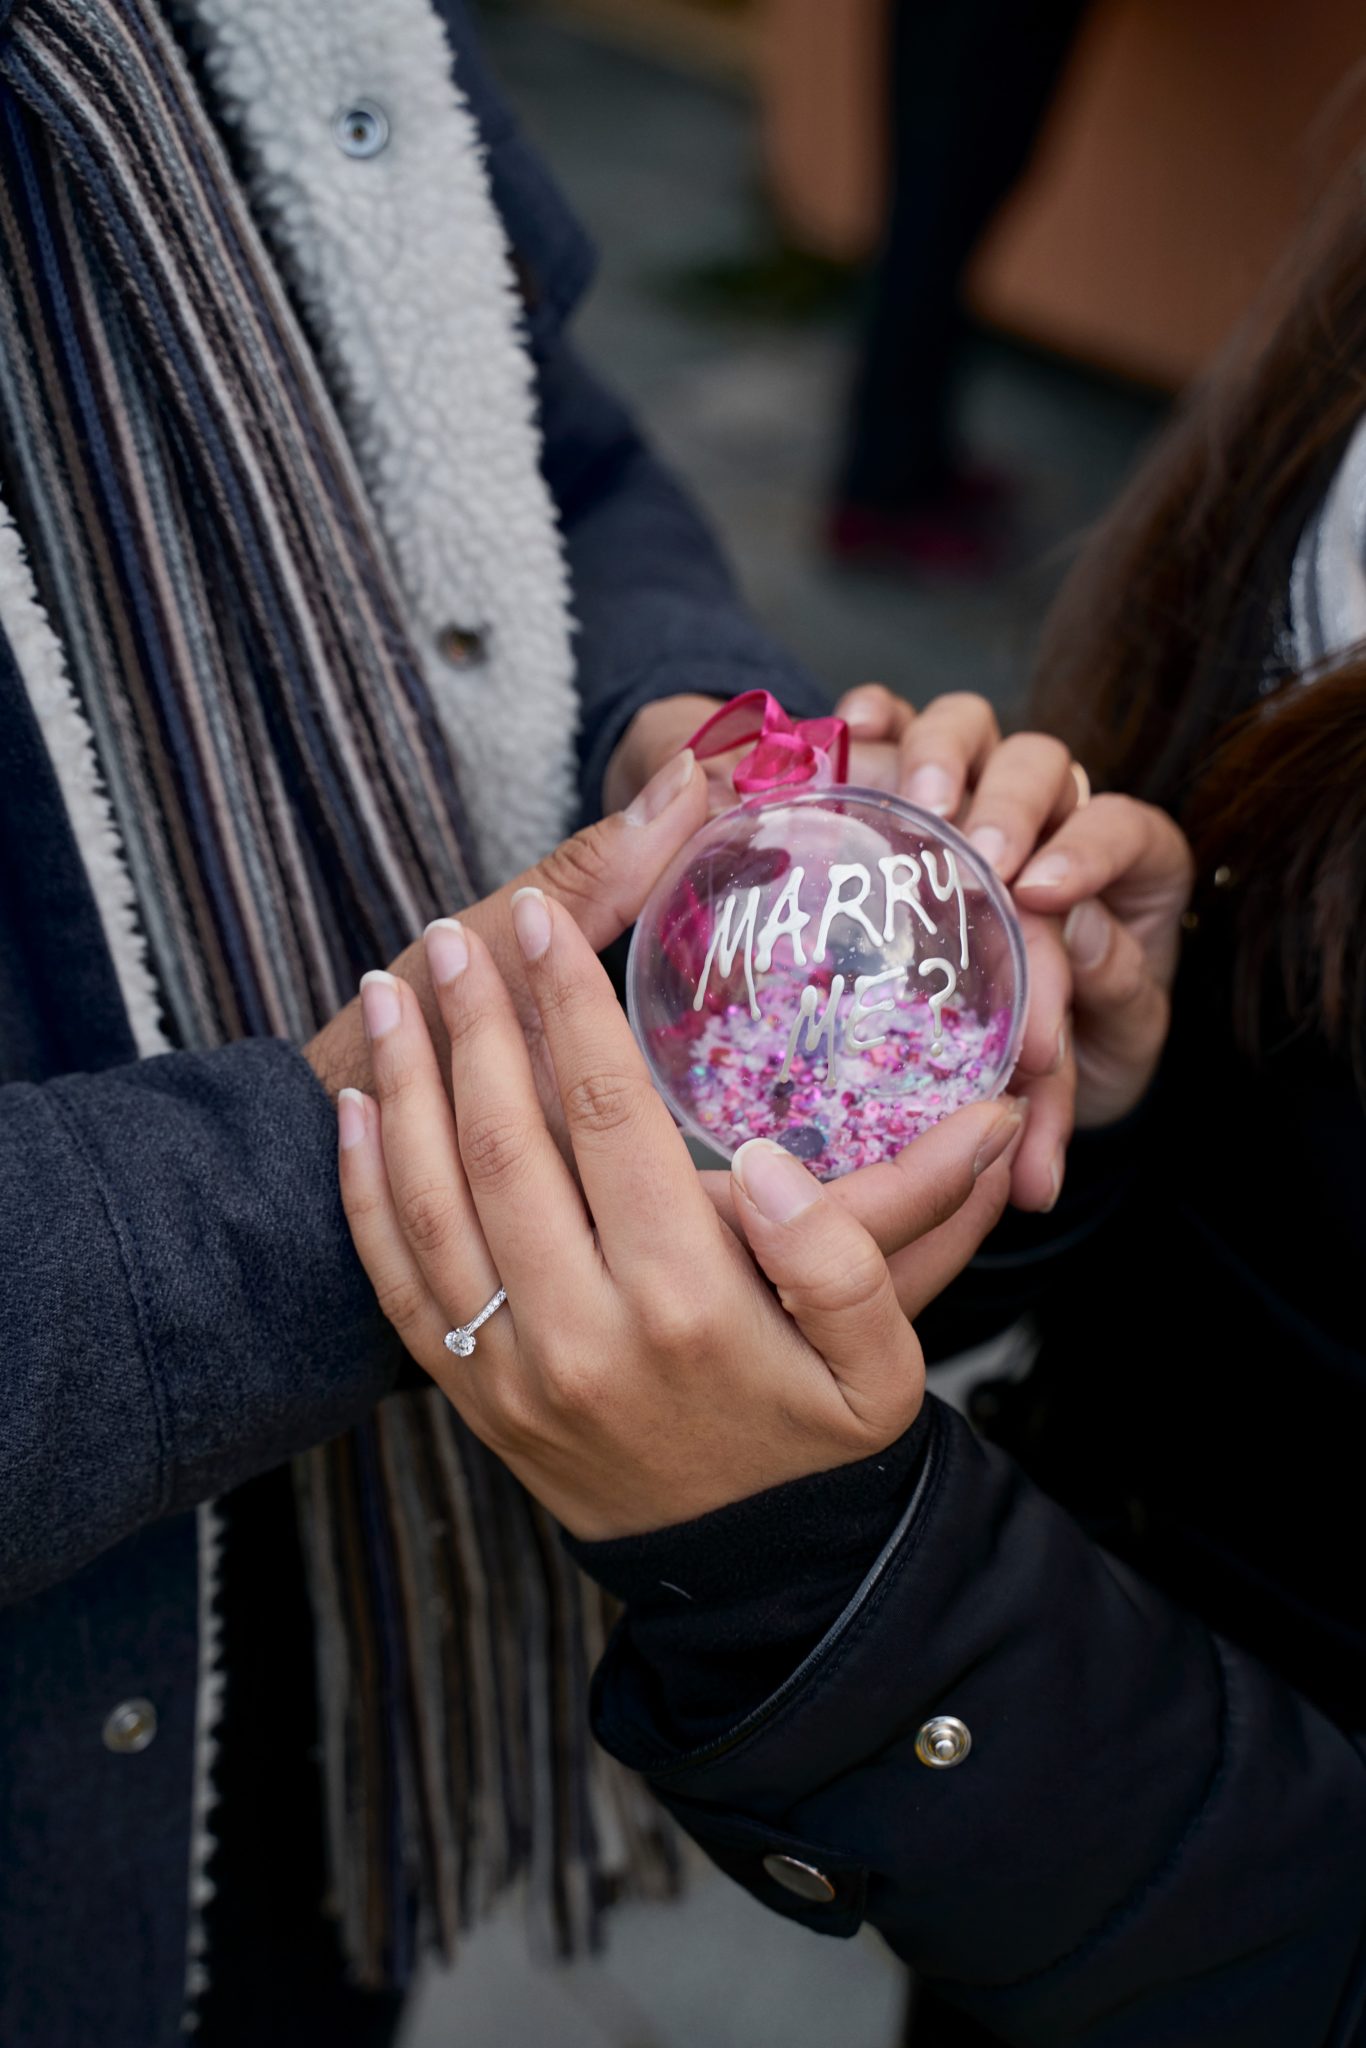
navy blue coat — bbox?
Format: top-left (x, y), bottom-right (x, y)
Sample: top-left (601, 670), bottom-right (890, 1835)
top-left (0, 7), bottom-right (823, 2040)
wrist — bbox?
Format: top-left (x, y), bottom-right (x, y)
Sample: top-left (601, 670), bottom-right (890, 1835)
top-left (602, 693), bottom-right (722, 815)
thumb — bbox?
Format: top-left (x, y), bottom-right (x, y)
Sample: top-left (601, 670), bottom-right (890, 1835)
top-left (511, 748), bottom-right (707, 952)
top-left (729, 1139), bottom-right (925, 1437)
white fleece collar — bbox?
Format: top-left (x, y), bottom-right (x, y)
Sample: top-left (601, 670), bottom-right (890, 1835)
top-left (183, 0), bottom-right (580, 882)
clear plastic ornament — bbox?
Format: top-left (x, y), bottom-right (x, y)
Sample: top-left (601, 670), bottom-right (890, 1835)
top-left (627, 785), bottom-right (1028, 1180)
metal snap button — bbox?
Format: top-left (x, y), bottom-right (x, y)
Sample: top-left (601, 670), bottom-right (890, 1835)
top-left (435, 623), bottom-right (488, 670)
top-left (915, 1714), bottom-right (971, 1768)
top-left (761, 1853), bottom-right (837, 1903)
top-left (333, 101), bottom-right (389, 159)
top-left (103, 1697), bottom-right (158, 1754)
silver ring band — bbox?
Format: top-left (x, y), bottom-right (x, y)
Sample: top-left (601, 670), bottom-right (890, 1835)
top-left (444, 1286), bottom-right (508, 1358)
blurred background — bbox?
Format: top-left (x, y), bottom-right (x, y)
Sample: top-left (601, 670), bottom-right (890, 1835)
top-left (401, 1), bottom-right (1364, 2039)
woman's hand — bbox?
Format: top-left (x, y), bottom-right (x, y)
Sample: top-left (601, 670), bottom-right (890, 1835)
top-left (830, 684), bottom-right (1193, 1200)
top-left (339, 891), bottom-right (1024, 1539)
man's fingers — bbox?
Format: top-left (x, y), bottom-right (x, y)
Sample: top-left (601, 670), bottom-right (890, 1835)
top-left (960, 732), bottom-right (1078, 882)
top-left (895, 692), bottom-right (1000, 817)
top-left (728, 1140), bottom-right (925, 1438)
top-left (493, 748), bottom-right (709, 959)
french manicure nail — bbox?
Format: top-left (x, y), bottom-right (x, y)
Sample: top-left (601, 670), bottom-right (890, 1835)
top-left (1052, 1019), bottom-right (1070, 1075)
top-left (625, 748), bottom-right (696, 827)
top-left (1017, 851), bottom-right (1070, 891)
top-left (337, 1087), bottom-right (368, 1150)
top-left (837, 689), bottom-right (883, 733)
top-left (1042, 1149), bottom-right (1064, 1213)
top-left (973, 1100), bottom-right (1026, 1176)
top-left (359, 970), bottom-right (401, 1040)
top-left (904, 765), bottom-right (955, 816)
top-left (511, 885), bottom-right (552, 961)
top-left (732, 1137), bottom-right (821, 1223)
top-left (1063, 898), bottom-right (1110, 970)
top-left (968, 825), bottom-right (1008, 874)
top-left (424, 917), bottom-right (468, 984)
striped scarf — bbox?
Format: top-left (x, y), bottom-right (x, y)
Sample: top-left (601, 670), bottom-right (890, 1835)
top-left (0, 0), bottom-right (671, 1992)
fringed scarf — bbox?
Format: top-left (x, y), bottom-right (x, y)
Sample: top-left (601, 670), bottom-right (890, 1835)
top-left (0, 0), bottom-right (673, 1996)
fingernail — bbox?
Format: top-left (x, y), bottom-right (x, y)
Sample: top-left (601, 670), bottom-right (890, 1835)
top-left (1051, 1020), bottom-right (1070, 1075)
top-left (360, 970), bottom-right (401, 1040)
top-left (1042, 1148), bottom-right (1064, 1213)
top-left (1063, 898), bottom-right (1110, 970)
top-left (511, 885), bottom-right (552, 961)
top-left (837, 688), bottom-right (884, 733)
top-left (337, 1087), bottom-right (368, 1150)
top-left (732, 1137), bottom-right (821, 1222)
top-left (904, 765), bottom-right (955, 816)
top-left (1017, 851), bottom-right (1070, 891)
top-left (424, 917), bottom-right (468, 985)
top-left (625, 748), bottom-right (695, 827)
top-left (968, 825), bottom-right (1008, 874)
top-left (973, 1100), bottom-right (1026, 1177)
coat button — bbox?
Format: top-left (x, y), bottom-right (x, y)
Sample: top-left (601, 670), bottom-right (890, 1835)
top-left (435, 623), bottom-right (488, 670)
top-left (333, 101), bottom-right (389, 159)
top-left (761, 1854), bottom-right (837, 1903)
top-left (915, 1714), bottom-right (971, 1768)
top-left (103, 1698), bottom-right (158, 1754)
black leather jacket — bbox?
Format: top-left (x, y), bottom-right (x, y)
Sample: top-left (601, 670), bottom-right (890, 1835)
top-left (578, 902), bottom-right (1366, 2046)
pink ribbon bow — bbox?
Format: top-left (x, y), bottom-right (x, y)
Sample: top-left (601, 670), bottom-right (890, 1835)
top-left (685, 689), bottom-right (849, 796)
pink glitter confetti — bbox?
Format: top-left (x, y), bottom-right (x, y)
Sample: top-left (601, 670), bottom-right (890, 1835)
top-left (673, 960), bottom-right (1011, 1180)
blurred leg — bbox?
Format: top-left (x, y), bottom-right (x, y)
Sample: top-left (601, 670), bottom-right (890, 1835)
top-left (839, 0), bottom-right (1092, 514)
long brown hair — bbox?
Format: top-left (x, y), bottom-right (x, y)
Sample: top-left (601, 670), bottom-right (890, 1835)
top-left (1030, 173), bottom-right (1366, 1079)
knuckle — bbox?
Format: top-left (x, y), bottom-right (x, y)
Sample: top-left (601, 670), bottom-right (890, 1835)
top-left (395, 1176), bottom-right (462, 1260)
top-left (458, 1108), bottom-right (536, 1193)
top-left (939, 691), bottom-right (1000, 740)
top-left (373, 1046), bottom-right (422, 1107)
top-left (373, 1270), bottom-right (428, 1334)
top-left (537, 825), bottom-right (611, 909)
top-left (539, 1354), bottom-right (606, 1419)
top-left (637, 1285), bottom-right (704, 1354)
top-left (783, 1236), bottom-right (888, 1320)
top-left (561, 1066), bottom-right (645, 1141)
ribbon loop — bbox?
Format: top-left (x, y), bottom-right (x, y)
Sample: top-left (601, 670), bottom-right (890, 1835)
top-left (685, 689), bottom-right (850, 797)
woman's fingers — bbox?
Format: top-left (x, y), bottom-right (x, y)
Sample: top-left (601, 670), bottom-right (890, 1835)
top-left (422, 917), bottom-right (596, 1310)
top-left (509, 886), bottom-right (713, 1276)
top-left (1061, 897), bottom-right (1172, 1123)
top-left (1014, 794), bottom-right (1194, 959)
top-left (336, 1086), bottom-right (464, 1373)
top-left (358, 968), bottom-right (499, 1318)
top-left (728, 1140), bottom-right (925, 1438)
top-left (959, 732), bottom-right (1079, 881)
top-left (1013, 907), bottom-right (1072, 1082)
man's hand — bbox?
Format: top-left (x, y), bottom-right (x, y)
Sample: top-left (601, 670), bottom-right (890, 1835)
top-left (603, 693), bottom-right (739, 817)
top-left (305, 748), bottom-right (708, 1126)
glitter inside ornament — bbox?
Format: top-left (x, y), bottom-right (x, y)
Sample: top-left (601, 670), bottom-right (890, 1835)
top-left (627, 787), bottom-right (1028, 1180)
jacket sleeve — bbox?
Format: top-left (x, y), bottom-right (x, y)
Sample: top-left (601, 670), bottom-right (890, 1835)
top-left (535, 334), bottom-right (831, 820)
top-left (581, 1396), bottom-right (1366, 2048)
top-left (0, 1040), bottom-right (403, 1609)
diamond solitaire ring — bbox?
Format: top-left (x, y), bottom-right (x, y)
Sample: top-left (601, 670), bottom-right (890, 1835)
top-left (443, 1286), bottom-right (508, 1359)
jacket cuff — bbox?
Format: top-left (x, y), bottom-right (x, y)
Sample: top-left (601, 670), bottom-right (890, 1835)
top-left (50, 1038), bottom-right (404, 1512)
top-left (565, 1406), bottom-right (932, 1749)
top-left (587, 1397), bottom-right (1224, 1977)
top-left (577, 646), bottom-right (831, 828)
